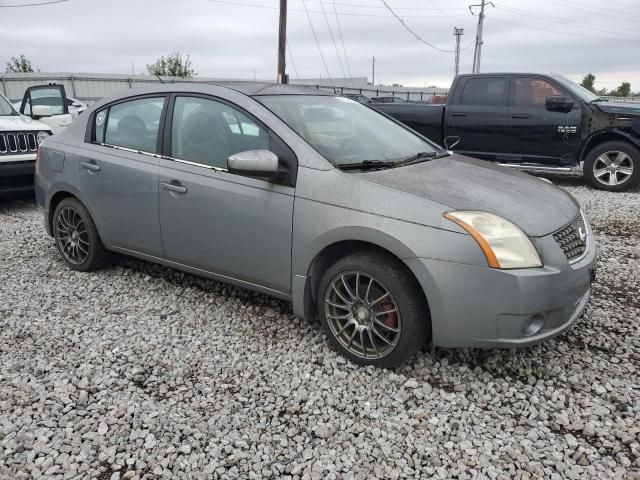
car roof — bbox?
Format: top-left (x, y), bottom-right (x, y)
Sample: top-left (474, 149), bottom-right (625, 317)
top-left (455, 72), bottom-right (556, 78)
top-left (106, 81), bottom-right (333, 98)
top-left (84, 81), bottom-right (336, 115)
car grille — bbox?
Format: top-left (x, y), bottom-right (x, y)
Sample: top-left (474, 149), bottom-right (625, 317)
top-left (553, 213), bottom-right (588, 262)
top-left (0, 132), bottom-right (38, 156)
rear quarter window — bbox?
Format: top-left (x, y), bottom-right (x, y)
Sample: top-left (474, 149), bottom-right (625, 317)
top-left (94, 109), bottom-right (107, 143)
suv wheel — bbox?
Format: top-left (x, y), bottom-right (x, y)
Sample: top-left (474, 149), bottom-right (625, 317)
top-left (317, 251), bottom-right (430, 368)
top-left (53, 198), bottom-right (107, 271)
top-left (584, 141), bottom-right (640, 191)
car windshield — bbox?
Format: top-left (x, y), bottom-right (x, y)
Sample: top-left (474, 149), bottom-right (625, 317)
top-left (256, 95), bottom-right (437, 166)
top-left (0, 94), bottom-right (18, 116)
top-left (552, 75), bottom-right (601, 103)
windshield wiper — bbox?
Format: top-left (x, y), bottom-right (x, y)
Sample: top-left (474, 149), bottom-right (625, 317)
top-left (590, 98), bottom-right (608, 103)
top-left (336, 160), bottom-right (396, 171)
top-left (395, 150), bottom-right (449, 167)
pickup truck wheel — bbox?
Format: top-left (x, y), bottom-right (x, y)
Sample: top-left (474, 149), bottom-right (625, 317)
top-left (317, 251), bottom-right (430, 368)
top-left (584, 141), bottom-right (640, 191)
top-left (53, 198), bottom-right (107, 272)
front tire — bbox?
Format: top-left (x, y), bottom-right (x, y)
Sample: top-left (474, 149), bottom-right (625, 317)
top-left (53, 198), bottom-right (107, 271)
top-left (583, 141), bottom-right (640, 191)
top-left (317, 251), bottom-right (430, 368)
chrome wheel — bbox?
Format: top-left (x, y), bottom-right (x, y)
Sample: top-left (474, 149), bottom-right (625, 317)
top-left (592, 151), bottom-right (634, 186)
top-left (55, 207), bottom-right (90, 265)
top-left (324, 271), bottom-right (401, 360)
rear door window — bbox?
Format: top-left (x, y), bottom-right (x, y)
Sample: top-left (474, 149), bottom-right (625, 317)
top-left (459, 77), bottom-right (507, 106)
top-left (104, 97), bottom-right (165, 153)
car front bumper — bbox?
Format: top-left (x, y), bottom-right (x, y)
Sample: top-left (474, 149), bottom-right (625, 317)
top-left (406, 232), bottom-right (597, 348)
top-left (0, 158), bottom-right (36, 194)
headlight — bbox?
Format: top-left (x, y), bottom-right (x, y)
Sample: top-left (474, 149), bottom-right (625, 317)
top-left (444, 211), bottom-right (542, 269)
top-left (37, 131), bottom-right (50, 145)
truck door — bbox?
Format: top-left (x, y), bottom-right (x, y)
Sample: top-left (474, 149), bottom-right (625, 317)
top-left (444, 75), bottom-right (509, 160)
top-left (506, 76), bottom-right (581, 165)
top-left (20, 84), bottom-right (73, 134)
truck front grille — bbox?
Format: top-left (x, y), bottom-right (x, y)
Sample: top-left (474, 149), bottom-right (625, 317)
top-left (0, 132), bottom-right (38, 155)
top-left (553, 213), bottom-right (588, 262)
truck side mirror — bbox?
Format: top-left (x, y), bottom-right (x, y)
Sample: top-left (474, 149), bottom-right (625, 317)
top-left (545, 96), bottom-right (574, 113)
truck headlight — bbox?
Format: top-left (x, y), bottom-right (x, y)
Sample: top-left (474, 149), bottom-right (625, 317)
top-left (37, 131), bottom-right (50, 145)
top-left (444, 211), bottom-right (542, 269)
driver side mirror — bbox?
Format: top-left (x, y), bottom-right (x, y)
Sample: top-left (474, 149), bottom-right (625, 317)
top-left (32, 105), bottom-right (53, 118)
top-left (227, 149), bottom-right (281, 178)
top-left (545, 96), bottom-right (574, 113)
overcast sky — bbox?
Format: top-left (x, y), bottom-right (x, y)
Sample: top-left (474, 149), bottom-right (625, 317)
top-left (1, 0), bottom-right (639, 91)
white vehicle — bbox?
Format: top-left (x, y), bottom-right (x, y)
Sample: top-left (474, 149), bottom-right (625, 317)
top-left (0, 92), bottom-right (53, 194)
top-left (14, 94), bottom-right (87, 119)
top-left (14, 84), bottom-right (73, 134)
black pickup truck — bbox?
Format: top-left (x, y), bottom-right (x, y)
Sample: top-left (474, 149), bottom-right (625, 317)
top-left (374, 73), bottom-right (640, 191)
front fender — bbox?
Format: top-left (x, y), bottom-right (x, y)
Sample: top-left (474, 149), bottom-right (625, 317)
top-left (580, 127), bottom-right (640, 160)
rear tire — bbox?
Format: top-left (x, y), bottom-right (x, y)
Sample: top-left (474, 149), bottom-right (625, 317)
top-left (53, 198), bottom-right (107, 272)
top-left (583, 141), bottom-right (640, 191)
top-left (317, 250), bottom-right (430, 368)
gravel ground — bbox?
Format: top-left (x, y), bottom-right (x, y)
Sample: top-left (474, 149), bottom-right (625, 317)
top-left (0, 175), bottom-right (639, 480)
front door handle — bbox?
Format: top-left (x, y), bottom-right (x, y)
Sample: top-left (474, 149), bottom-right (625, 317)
top-left (81, 161), bottom-right (100, 172)
top-left (161, 182), bottom-right (187, 194)
top-left (511, 113), bottom-right (529, 119)
top-left (451, 112), bottom-right (467, 117)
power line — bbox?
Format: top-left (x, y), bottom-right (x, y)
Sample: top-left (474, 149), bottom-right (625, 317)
top-left (205, 0), bottom-right (471, 18)
top-left (0, 0), bottom-right (68, 7)
top-left (319, 0), bottom-right (349, 85)
top-left (301, 0), bottom-right (335, 88)
top-left (286, 39), bottom-right (300, 80)
top-left (487, 16), bottom-right (640, 43)
top-left (332, 0), bottom-right (354, 87)
top-left (379, 0), bottom-right (455, 53)
top-left (300, 0), bottom-right (466, 12)
top-left (541, 0), bottom-right (640, 21)
top-left (493, 3), bottom-right (640, 36)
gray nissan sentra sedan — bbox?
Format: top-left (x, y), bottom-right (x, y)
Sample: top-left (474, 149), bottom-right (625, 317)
top-left (35, 83), bottom-right (597, 367)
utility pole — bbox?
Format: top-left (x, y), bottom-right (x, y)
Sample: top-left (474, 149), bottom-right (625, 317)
top-left (277, 0), bottom-right (288, 84)
top-left (470, 1), bottom-right (493, 73)
top-left (453, 27), bottom-right (464, 77)
top-left (372, 56), bottom-right (375, 86)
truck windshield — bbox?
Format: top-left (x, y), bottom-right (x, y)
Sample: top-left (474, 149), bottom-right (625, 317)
top-left (552, 75), bottom-right (601, 103)
top-left (0, 94), bottom-right (18, 116)
top-left (256, 95), bottom-right (437, 167)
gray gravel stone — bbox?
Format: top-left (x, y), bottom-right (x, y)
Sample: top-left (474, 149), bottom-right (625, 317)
top-left (0, 178), bottom-right (639, 479)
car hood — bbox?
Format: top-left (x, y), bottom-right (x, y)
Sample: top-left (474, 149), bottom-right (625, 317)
top-left (0, 114), bottom-right (52, 132)
top-left (357, 155), bottom-right (580, 237)
top-left (595, 101), bottom-right (640, 116)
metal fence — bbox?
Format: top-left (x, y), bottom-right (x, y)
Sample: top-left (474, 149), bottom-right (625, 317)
top-left (2, 73), bottom-right (636, 105)
top-left (311, 85), bottom-right (447, 102)
top-left (0, 73), bottom-right (448, 104)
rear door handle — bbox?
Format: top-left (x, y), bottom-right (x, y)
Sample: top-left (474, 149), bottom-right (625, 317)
top-left (81, 161), bottom-right (100, 172)
top-left (511, 114), bottom-right (529, 119)
top-left (161, 182), bottom-right (187, 194)
top-left (451, 112), bottom-right (467, 117)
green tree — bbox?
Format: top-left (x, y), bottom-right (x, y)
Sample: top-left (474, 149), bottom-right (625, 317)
top-left (580, 73), bottom-right (596, 93)
top-left (146, 52), bottom-right (196, 78)
top-left (5, 55), bottom-right (35, 73)
top-left (610, 82), bottom-right (631, 97)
